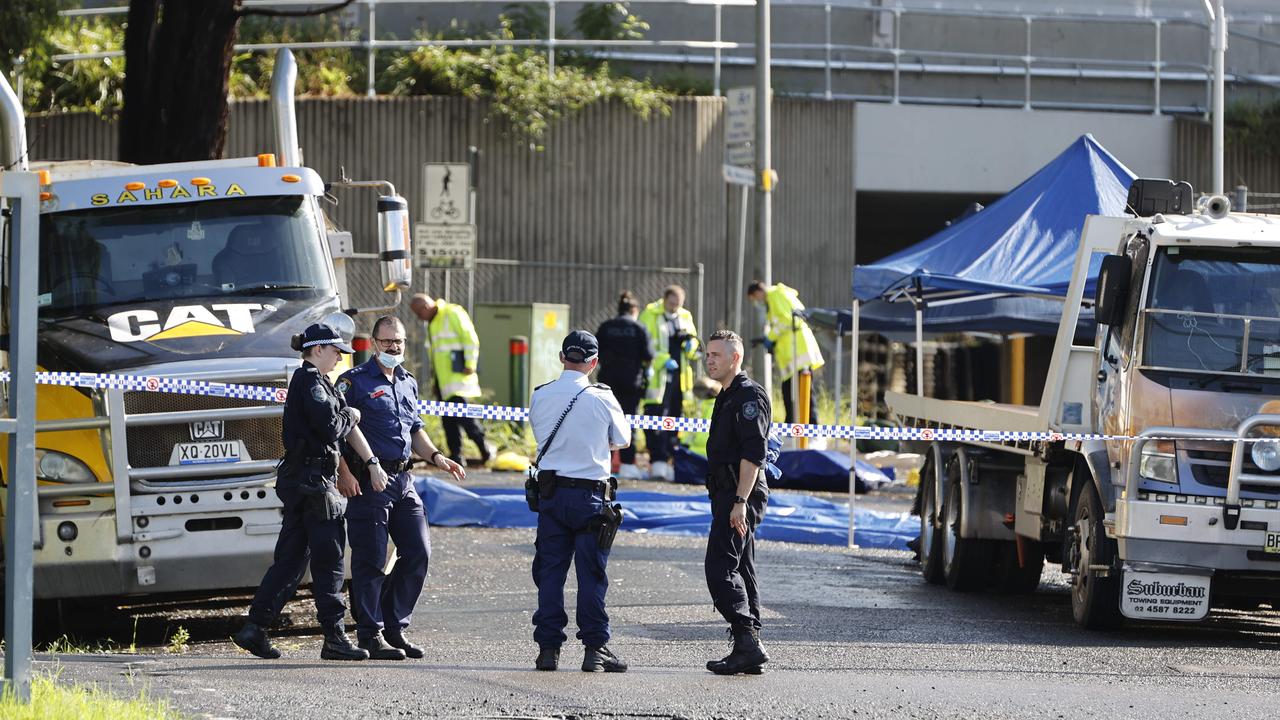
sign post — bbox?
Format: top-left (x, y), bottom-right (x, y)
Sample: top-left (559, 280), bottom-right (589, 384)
top-left (419, 163), bottom-right (476, 291)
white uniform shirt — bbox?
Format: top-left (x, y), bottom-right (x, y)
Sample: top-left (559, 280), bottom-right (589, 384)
top-left (530, 370), bottom-right (631, 481)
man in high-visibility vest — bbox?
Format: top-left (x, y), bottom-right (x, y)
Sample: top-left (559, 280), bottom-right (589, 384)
top-left (747, 281), bottom-right (824, 424)
top-left (410, 294), bottom-right (492, 467)
top-left (638, 285), bottom-right (700, 481)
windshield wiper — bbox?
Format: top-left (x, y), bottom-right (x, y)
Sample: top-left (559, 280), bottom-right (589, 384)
top-left (221, 283), bottom-right (314, 295)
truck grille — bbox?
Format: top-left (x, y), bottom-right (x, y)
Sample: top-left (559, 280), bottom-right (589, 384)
top-left (1185, 447), bottom-right (1280, 495)
top-left (123, 384), bottom-right (285, 471)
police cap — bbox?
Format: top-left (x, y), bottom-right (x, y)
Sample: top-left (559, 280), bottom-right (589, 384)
top-left (561, 330), bottom-right (599, 363)
top-left (298, 323), bottom-right (354, 354)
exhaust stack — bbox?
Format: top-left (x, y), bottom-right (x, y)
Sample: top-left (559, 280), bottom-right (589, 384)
top-left (271, 49), bottom-right (301, 167)
top-left (0, 69), bottom-right (28, 171)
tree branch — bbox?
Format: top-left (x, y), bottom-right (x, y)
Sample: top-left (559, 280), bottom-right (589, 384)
top-left (238, 0), bottom-right (357, 19)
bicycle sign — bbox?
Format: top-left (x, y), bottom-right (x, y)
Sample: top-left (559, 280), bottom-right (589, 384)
top-left (423, 163), bottom-right (470, 225)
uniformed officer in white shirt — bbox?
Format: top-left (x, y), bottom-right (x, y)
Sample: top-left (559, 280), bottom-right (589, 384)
top-left (529, 330), bottom-right (632, 673)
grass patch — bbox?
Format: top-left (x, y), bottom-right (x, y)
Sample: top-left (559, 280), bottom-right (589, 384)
top-left (0, 673), bottom-right (186, 720)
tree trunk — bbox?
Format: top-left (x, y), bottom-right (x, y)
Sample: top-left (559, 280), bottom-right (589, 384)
top-left (120, 0), bottom-right (241, 164)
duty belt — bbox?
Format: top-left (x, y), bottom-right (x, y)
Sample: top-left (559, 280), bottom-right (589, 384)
top-left (552, 474), bottom-right (617, 501)
top-left (379, 458), bottom-right (413, 474)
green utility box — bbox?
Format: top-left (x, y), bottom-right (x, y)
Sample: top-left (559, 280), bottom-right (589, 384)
top-left (475, 303), bottom-right (570, 407)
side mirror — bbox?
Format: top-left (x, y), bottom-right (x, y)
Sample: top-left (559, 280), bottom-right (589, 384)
top-left (377, 195), bottom-right (412, 293)
top-left (1095, 254), bottom-right (1132, 327)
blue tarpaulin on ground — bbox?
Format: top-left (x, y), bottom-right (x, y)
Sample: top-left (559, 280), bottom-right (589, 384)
top-left (414, 476), bottom-right (916, 550)
top-left (773, 449), bottom-right (894, 493)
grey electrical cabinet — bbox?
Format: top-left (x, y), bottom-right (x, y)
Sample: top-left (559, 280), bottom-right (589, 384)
top-left (475, 303), bottom-right (570, 407)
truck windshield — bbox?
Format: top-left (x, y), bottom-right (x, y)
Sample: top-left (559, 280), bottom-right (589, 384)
top-left (1142, 246), bottom-right (1280, 375)
top-left (38, 195), bottom-right (332, 315)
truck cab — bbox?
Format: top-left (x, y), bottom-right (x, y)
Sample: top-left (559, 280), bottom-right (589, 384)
top-left (0, 50), bottom-right (413, 601)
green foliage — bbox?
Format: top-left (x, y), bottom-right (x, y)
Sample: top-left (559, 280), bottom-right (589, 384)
top-left (574, 3), bottom-right (650, 42)
top-left (41, 15), bottom-right (125, 115)
top-left (0, 0), bottom-right (64, 78)
top-left (166, 625), bottom-right (190, 654)
top-left (1226, 98), bottom-right (1280, 157)
top-left (1, 672), bottom-right (186, 720)
top-left (232, 16), bottom-right (364, 98)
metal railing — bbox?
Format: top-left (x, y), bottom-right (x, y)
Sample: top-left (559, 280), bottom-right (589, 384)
top-left (46, 0), bottom-right (1280, 115)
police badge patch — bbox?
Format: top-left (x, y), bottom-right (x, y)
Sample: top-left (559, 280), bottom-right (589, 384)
top-left (311, 383), bottom-right (327, 402)
top-left (336, 378), bottom-right (351, 395)
top-left (742, 401), bottom-right (759, 420)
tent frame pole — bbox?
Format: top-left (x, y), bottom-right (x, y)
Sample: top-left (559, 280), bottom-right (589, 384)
top-left (848, 299), bottom-right (860, 549)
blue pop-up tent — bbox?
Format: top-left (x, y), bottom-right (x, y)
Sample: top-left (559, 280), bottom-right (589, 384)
top-left (852, 134), bottom-right (1135, 307)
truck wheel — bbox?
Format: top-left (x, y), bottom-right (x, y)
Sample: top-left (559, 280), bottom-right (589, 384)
top-left (942, 463), bottom-right (992, 592)
top-left (1067, 483), bottom-right (1123, 629)
top-left (919, 455), bottom-right (945, 584)
top-left (992, 540), bottom-right (1044, 594)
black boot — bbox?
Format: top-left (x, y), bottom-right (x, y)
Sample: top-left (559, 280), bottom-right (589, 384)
top-left (708, 628), bottom-right (768, 675)
top-left (384, 629), bottom-right (424, 659)
top-left (320, 625), bottom-right (369, 661)
top-left (232, 622), bottom-right (280, 660)
top-left (535, 645), bottom-right (560, 671)
top-left (582, 645), bottom-right (627, 673)
top-left (358, 633), bottom-right (407, 660)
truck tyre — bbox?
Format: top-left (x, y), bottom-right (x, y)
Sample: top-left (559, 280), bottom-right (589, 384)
top-left (942, 462), bottom-right (992, 592)
top-left (992, 540), bottom-right (1044, 594)
top-left (919, 454), bottom-right (945, 585)
top-left (1067, 482), bottom-right (1123, 629)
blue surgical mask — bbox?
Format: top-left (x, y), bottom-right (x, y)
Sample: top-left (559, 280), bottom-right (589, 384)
top-left (377, 351), bottom-right (404, 369)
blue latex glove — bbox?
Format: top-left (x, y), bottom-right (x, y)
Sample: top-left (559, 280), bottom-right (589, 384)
top-left (762, 338), bottom-right (775, 352)
top-left (664, 358), bottom-right (679, 372)
top-left (682, 338), bottom-right (697, 355)
top-left (763, 432), bottom-right (784, 483)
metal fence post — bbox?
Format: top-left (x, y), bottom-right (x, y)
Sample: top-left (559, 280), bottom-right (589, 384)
top-left (1023, 15), bottom-right (1033, 111)
top-left (695, 262), bottom-right (705, 339)
top-left (714, 1), bottom-right (722, 96)
top-left (892, 8), bottom-right (901, 105)
top-left (1153, 19), bottom-right (1163, 115)
top-left (824, 3), bottom-right (832, 100)
top-left (366, 0), bottom-right (377, 97)
top-left (547, 0), bottom-right (557, 78)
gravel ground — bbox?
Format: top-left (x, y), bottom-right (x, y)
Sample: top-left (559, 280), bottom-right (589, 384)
top-left (17, 471), bottom-right (1280, 719)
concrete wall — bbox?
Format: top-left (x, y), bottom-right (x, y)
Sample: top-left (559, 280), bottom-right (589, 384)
top-left (853, 104), bottom-right (1176, 193)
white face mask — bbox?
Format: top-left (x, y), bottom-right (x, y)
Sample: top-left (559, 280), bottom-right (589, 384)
top-left (377, 351), bottom-right (404, 369)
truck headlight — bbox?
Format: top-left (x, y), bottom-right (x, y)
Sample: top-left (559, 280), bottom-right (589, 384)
top-left (36, 449), bottom-right (97, 484)
top-left (1139, 447), bottom-right (1176, 484)
top-left (1252, 439), bottom-right (1280, 472)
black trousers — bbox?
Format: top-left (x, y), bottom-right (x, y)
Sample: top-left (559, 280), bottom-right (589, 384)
top-left (610, 386), bottom-right (643, 464)
top-left (704, 488), bottom-right (768, 632)
top-left (781, 374), bottom-right (819, 425)
top-left (247, 485), bottom-right (348, 630)
top-left (643, 377), bottom-right (684, 463)
top-left (443, 394), bottom-right (488, 459)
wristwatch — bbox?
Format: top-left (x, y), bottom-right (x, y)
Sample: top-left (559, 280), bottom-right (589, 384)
top-left (365, 456), bottom-right (380, 469)
top-left (733, 496), bottom-right (748, 504)
top-left (429, 450), bottom-right (444, 465)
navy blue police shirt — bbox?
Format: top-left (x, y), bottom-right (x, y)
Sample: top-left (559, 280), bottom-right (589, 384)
top-left (336, 359), bottom-right (424, 464)
top-left (706, 372), bottom-right (771, 468)
top-left (595, 314), bottom-right (653, 392)
top-left (280, 360), bottom-right (357, 487)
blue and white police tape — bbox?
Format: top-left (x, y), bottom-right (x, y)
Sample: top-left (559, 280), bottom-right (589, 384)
top-left (6, 370), bottom-right (1276, 445)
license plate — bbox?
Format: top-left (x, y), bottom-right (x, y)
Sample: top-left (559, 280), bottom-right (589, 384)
top-left (171, 441), bottom-right (242, 466)
top-left (1265, 531), bottom-right (1280, 554)
top-left (1120, 570), bottom-right (1210, 621)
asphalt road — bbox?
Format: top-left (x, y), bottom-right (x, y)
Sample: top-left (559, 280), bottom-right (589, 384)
top-left (25, 475), bottom-right (1280, 719)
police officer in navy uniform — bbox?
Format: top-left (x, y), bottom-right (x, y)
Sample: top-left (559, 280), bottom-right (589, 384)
top-left (701, 329), bottom-right (771, 675)
top-left (233, 323), bottom-right (387, 661)
top-left (529, 330), bottom-right (632, 673)
top-left (595, 290), bottom-right (653, 480)
top-left (336, 315), bottom-right (466, 660)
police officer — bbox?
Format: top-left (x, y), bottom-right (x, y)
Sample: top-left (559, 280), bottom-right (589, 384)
top-left (595, 291), bottom-right (653, 480)
top-left (336, 315), bottom-right (466, 660)
top-left (529, 330), bottom-right (632, 673)
top-left (233, 323), bottom-right (387, 661)
top-left (701, 329), bottom-right (771, 675)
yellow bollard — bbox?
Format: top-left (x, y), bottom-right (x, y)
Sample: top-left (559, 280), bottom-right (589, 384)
top-left (797, 369), bottom-right (812, 449)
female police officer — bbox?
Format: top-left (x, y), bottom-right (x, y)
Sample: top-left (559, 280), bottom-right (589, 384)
top-left (233, 323), bottom-right (390, 661)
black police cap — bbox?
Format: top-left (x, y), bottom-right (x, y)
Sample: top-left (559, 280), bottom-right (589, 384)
top-left (299, 323), bottom-right (354, 354)
top-left (561, 330), bottom-right (599, 363)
